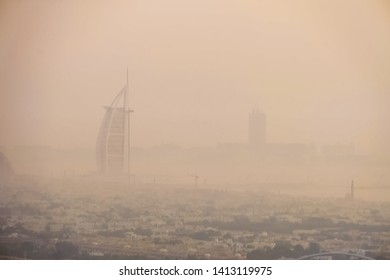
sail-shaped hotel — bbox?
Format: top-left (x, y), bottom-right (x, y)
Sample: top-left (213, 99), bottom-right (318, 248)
top-left (96, 74), bottom-right (133, 175)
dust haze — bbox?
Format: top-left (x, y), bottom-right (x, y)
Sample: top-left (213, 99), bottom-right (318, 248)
top-left (1, 0), bottom-right (390, 260)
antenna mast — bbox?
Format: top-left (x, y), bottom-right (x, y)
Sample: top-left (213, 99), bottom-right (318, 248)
top-left (126, 68), bottom-right (134, 182)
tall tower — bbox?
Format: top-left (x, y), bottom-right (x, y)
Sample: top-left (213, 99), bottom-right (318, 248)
top-left (248, 107), bottom-right (266, 149)
top-left (96, 72), bottom-right (133, 175)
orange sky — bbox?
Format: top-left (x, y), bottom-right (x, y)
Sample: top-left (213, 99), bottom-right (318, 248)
top-left (1, 0), bottom-right (389, 154)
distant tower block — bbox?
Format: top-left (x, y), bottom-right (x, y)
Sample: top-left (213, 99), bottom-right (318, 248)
top-left (351, 180), bottom-right (355, 200)
top-left (96, 71), bottom-right (134, 175)
top-left (248, 107), bottom-right (266, 149)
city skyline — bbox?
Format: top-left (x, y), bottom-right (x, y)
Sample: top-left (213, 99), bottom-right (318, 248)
top-left (1, 1), bottom-right (390, 261)
top-left (0, 1), bottom-right (389, 155)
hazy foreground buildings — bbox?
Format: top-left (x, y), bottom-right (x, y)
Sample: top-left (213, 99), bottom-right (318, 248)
top-left (96, 75), bottom-right (133, 175)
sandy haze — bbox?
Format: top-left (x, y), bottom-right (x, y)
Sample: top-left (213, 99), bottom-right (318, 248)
top-left (1, 1), bottom-right (390, 260)
top-left (1, 0), bottom-right (390, 151)
top-left (0, 0), bottom-right (389, 197)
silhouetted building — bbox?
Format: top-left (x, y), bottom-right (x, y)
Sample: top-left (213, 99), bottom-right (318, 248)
top-left (248, 108), bottom-right (266, 149)
top-left (0, 151), bottom-right (14, 181)
top-left (96, 74), bottom-right (133, 175)
top-left (267, 142), bottom-right (312, 159)
top-left (321, 143), bottom-right (355, 157)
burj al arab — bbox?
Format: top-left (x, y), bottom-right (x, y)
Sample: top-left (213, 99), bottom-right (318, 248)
top-left (96, 72), bottom-right (133, 175)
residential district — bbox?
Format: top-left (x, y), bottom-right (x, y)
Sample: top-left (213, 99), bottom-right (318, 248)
top-left (1, 176), bottom-right (390, 260)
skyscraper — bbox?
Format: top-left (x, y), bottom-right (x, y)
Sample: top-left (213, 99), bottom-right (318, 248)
top-left (96, 73), bottom-right (133, 175)
top-left (248, 107), bottom-right (266, 149)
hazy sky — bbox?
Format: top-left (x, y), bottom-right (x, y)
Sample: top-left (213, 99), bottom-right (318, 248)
top-left (1, 0), bottom-right (389, 154)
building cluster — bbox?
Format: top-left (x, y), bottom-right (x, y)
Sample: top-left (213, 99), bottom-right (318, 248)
top-left (0, 83), bottom-right (388, 260)
top-left (1, 179), bottom-right (390, 259)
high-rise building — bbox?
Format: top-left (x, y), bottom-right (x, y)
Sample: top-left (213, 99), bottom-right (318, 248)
top-left (248, 107), bottom-right (266, 149)
top-left (0, 151), bottom-right (14, 181)
top-left (96, 74), bottom-right (133, 175)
